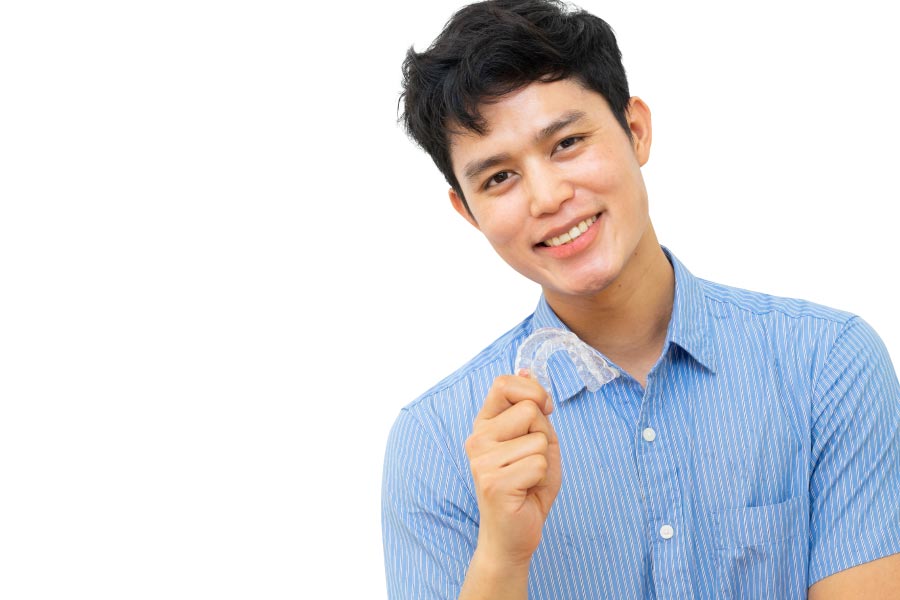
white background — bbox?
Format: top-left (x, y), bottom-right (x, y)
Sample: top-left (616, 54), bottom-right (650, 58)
top-left (1, 1), bottom-right (898, 598)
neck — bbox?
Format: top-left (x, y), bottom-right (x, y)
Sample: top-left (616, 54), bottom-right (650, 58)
top-left (543, 229), bottom-right (675, 385)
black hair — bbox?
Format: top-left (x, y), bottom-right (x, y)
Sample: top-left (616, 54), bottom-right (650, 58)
top-left (399, 0), bottom-right (631, 215)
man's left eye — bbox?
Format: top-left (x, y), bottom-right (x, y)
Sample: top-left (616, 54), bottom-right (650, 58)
top-left (557, 136), bottom-right (582, 150)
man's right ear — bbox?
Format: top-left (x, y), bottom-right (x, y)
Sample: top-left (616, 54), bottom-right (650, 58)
top-left (449, 188), bottom-right (480, 230)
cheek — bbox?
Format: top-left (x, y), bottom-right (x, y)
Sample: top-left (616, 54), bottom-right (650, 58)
top-left (484, 220), bottom-right (521, 250)
top-left (476, 201), bottom-right (526, 247)
top-left (570, 149), bottom-right (619, 190)
top-left (573, 152), bottom-right (647, 212)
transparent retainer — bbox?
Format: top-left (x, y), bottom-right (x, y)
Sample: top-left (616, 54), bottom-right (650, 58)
top-left (514, 327), bottom-right (619, 395)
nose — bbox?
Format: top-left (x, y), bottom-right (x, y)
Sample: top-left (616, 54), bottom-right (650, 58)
top-left (527, 163), bottom-right (574, 218)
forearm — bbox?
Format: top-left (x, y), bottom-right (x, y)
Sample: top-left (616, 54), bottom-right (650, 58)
top-left (458, 546), bottom-right (531, 600)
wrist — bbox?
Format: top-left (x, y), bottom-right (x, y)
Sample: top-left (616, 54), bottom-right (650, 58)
top-left (474, 527), bottom-right (538, 569)
top-left (460, 546), bottom-right (531, 600)
top-left (470, 543), bottom-right (533, 578)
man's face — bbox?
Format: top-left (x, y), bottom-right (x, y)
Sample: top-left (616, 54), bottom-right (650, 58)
top-left (448, 78), bottom-right (654, 304)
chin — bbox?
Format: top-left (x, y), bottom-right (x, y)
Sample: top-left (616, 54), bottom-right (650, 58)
top-left (575, 261), bottom-right (623, 290)
top-left (547, 272), bottom-right (619, 298)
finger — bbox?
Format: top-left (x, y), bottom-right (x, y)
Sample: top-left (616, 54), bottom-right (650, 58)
top-left (467, 402), bottom-right (558, 459)
top-left (476, 375), bottom-right (551, 421)
top-left (476, 399), bottom-right (558, 444)
top-left (470, 432), bottom-right (549, 472)
top-left (499, 453), bottom-right (550, 493)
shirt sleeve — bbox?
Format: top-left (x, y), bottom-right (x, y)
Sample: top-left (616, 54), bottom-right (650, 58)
top-left (808, 316), bottom-right (900, 586)
top-left (382, 408), bottom-right (479, 599)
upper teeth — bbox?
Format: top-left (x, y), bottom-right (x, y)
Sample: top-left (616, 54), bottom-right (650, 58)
top-left (543, 215), bottom-right (598, 247)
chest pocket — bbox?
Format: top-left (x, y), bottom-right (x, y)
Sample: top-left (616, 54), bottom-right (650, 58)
top-left (716, 495), bottom-right (806, 598)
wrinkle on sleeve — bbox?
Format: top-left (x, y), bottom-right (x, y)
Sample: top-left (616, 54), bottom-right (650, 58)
top-left (382, 408), bottom-right (479, 600)
top-left (808, 316), bottom-right (900, 586)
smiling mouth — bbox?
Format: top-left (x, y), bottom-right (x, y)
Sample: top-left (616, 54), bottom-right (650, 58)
top-left (541, 214), bottom-right (599, 247)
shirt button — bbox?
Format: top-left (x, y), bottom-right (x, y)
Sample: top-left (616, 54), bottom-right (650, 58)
top-left (642, 427), bottom-right (657, 442)
top-left (659, 524), bottom-right (674, 540)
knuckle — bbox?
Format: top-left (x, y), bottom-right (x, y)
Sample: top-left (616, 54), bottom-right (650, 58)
top-left (468, 454), bottom-right (487, 477)
top-left (478, 471), bottom-right (500, 498)
top-left (523, 376), bottom-right (545, 395)
top-left (523, 400), bottom-right (541, 419)
top-left (464, 432), bottom-right (485, 456)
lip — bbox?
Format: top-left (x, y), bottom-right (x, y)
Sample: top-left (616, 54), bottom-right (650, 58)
top-left (536, 212), bottom-right (602, 246)
top-left (535, 212), bottom-right (602, 259)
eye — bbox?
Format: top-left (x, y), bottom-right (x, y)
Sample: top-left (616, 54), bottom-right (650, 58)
top-left (484, 171), bottom-right (512, 189)
top-left (556, 136), bottom-right (583, 151)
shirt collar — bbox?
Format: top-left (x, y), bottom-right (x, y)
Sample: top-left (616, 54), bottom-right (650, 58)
top-left (528, 246), bottom-right (716, 403)
top-left (662, 246), bottom-right (718, 374)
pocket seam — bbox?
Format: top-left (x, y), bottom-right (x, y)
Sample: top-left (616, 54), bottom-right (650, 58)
top-left (716, 495), bottom-right (804, 548)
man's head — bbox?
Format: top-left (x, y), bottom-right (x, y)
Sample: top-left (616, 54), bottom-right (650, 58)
top-left (399, 0), bottom-right (631, 216)
top-left (401, 0), bottom-right (657, 304)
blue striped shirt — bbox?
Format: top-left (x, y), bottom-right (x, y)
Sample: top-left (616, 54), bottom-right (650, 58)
top-left (382, 249), bottom-right (900, 599)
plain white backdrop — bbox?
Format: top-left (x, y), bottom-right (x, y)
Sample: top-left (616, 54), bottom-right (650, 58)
top-left (1, 1), bottom-right (898, 597)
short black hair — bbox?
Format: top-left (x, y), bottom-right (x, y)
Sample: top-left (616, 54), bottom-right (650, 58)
top-left (399, 0), bottom-right (631, 214)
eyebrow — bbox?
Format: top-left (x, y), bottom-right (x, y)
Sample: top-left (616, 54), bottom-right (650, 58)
top-left (536, 110), bottom-right (587, 145)
top-left (462, 110), bottom-right (588, 184)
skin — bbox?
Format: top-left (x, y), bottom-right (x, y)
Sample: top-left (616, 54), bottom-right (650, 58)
top-left (445, 77), bottom-right (900, 599)
top-left (449, 79), bottom-right (673, 387)
top-left (449, 78), bottom-right (674, 600)
top-left (458, 374), bottom-right (558, 600)
top-left (808, 556), bottom-right (900, 599)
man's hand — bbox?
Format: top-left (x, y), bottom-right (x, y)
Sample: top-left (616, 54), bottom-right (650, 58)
top-left (458, 372), bottom-right (561, 600)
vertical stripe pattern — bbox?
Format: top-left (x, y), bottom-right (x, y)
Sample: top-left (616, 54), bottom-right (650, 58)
top-left (382, 249), bottom-right (900, 599)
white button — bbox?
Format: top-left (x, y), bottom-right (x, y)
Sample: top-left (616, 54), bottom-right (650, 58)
top-left (642, 427), bottom-right (657, 442)
top-left (659, 524), bottom-right (674, 540)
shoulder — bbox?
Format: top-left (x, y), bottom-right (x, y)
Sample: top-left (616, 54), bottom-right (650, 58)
top-left (387, 312), bottom-right (536, 454)
top-left (693, 275), bottom-right (897, 401)
top-left (403, 315), bottom-right (533, 414)
top-left (697, 277), bottom-right (860, 359)
top-left (689, 277), bottom-right (876, 394)
top-left (697, 277), bottom-right (855, 327)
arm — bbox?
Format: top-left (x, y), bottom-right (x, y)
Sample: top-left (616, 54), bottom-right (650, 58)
top-left (382, 373), bottom-right (560, 600)
top-left (382, 408), bottom-right (479, 599)
top-left (808, 317), bottom-right (900, 596)
top-left (458, 374), bottom-right (561, 600)
top-left (808, 553), bottom-right (900, 599)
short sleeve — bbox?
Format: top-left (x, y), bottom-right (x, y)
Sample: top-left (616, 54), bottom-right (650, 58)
top-left (382, 408), bottom-right (479, 599)
top-left (808, 316), bottom-right (900, 586)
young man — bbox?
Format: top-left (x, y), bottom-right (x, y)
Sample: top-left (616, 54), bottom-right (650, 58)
top-left (382, 1), bottom-right (900, 598)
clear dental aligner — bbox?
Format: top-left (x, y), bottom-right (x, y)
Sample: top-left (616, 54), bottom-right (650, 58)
top-left (514, 327), bottom-right (619, 395)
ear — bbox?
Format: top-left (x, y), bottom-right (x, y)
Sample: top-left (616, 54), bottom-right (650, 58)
top-left (449, 188), bottom-right (480, 230)
top-left (626, 97), bottom-right (652, 166)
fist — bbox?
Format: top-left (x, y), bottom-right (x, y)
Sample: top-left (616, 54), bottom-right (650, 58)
top-left (465, 373), bottom-right (562, 565)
